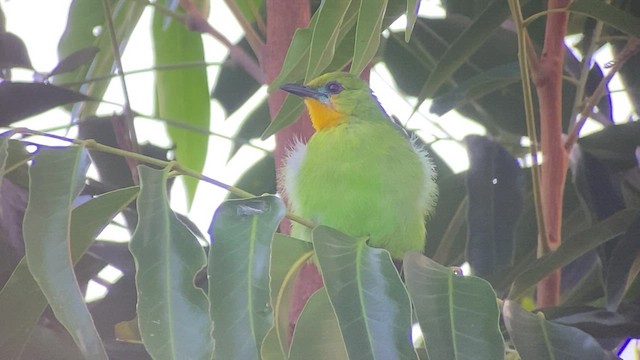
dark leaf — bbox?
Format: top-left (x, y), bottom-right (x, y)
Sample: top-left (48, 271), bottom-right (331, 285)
top-left (0, 82), bottom-right (91, 125)
top-left (465, 135), bottom-right (523, 278)
top-left (579, 121), bottom-right (640, 172)
top-left (228, 101), bottom-right (270, 159)
top-left (603, 217), bottom-right (640, 310)
top-left (49, 47), bottom-right (99, 77)
top-left (227, 155), bottom-right (276, 200)
top-left (503, 300), bottom-right (618, 360)
top-left (0, 32), bottom-right (32, 69)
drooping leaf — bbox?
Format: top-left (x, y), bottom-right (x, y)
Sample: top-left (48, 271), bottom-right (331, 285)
top-left (208, 195), bottom-right (286, 360)
top-left (465, 135), bottom-right (523, 278)
top-left (568, 0), bottom-right (640, 36)
top-left (228, 101), bottom-right (270, 160)
top-left (261, 95), bottom-right (305, 140)
top-left (579, 121), bottom-right (640, 172)
top-left (350, 0), bottom-right (387, 75)
top-left (509, 209), bottom-right (640, 300)
top-left (0, 82), bottom-right (91, 126)
top-left (22, 146), bottom-right (107, 360)
top-left (227, 155), bottom-right (276, 200)
top-left (503, 300), bottom-right (617, 360)
top-left (152, 8), bottom-right (210, 207)
top-left (312, 226), bottom-right (417, 360)
top-left (289, 288), bottom-right (348, 360)
top-left (404, 0), bottom-right (419, 41)
top-left (0, 32), bottom-right (32, 69)
top-left (0, 187), bottom-right (138, 359)
top-left (129, 165), bottom-right (213, 360)
top-left (603, 217), bottom-right (640, 310)
top-left (305, 0), bottom-right (352, 80)
top-left (404, 253), bottom-right (504, 360)
top-left (48, 46), bottom-right (99, 77)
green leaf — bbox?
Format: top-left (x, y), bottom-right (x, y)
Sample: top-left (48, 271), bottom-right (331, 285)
top-left (417, 0), bottom-right (510, 102)
top-left (312, 226), bottom-right (417, 360)
top-left (404, 0), bottom-right (419, 41)
top-left (0, 185), bottom-right (139, 359)
top-left (22, 146), bottom-right (107, 360)
top-left (152, 9), bottom-right (209, 207)
top-left (260, 94), bottom-right (305, 140)
top-left (289, 289), bottom-right (349, 360)
top-left (53, 0), bottom-right (145, 118)
top-left (129, 165), bottom-right (213, 360)
top-left (404, 253), bottom-right (505, 360)
top-left (305, 0), bottom-right (352, 81)
top-left (260, 326), bottom-right (286, 360)
top-left (568, 0), bottom-right (640, 36)
top-left (235, 0), bottom-right (263, 23)
top-left (0, 134), bottom-right (9, 182)
top-left (509, 209), bottom-right (640, 300)
top-left (269, 234), bottom-right (313, 355)
top-left (350, 0), bottom-right (387, 75)
top-left (208, 195), bottom-right (286, 360)
top-left (503, 300), bottom-right (614, 360)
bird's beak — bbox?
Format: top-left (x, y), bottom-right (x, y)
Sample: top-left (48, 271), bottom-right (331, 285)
top-left (281, 83), bottom-right (322, 100)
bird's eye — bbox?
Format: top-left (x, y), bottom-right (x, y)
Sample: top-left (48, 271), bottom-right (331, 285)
top-left (325, 81), bottom-right (343, 94)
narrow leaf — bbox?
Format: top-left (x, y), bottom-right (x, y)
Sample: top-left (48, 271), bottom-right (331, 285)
top-left (404, 0), bottom-right (420, 41)
top-left (509, 209), bottom-right (640, 299)
top-left (350, 0), bottom-right (387, 75)
top-left (22, 146), bottom-right (107, 360)
top-left (0, 32), bottom-right (33, 69)
top-left (417, 0), bottom-right (510, 102)
top-left (49, 46), bottom-right (99, 77)
top-left (261, 326), bottom-right (286, 360)
top-left (404, 253), bottom-right (504, 360)
top-left (503, 300), bottom-right (615, 360)
top-left (130, 165), bottom-right (213, 360)
top-left (465, 135), bottom-right (523, 278)
top-left (305, 0), bottom-right (352, 80)
top-left (289, 289), bottom-right (349, 360)
top-left (0, 83), bottom-right (91, 126)
top-left (313, 226), bottom-right (417, 360)
top-left (208, 195), bottom-right (286, 360)
top-left (568, 0), bottom-right (640, 36)
top-left (152, 8), bottom-right (210, 206)
top-left (261, 95), bottom-right (305, 140)
top-left (0, 185), bottom-right (138, 360)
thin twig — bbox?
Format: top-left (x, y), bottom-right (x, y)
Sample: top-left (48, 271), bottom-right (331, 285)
top-left (565, 37), bottom-right (640, 151)
top-left (102, 0), bottom-right (140, 184)
top-left (222, 0), bottom-right (265, 55)
top-left (8, 128), bottom-right (314, 228)
top-left (508, 0), bottom-right (548, 253)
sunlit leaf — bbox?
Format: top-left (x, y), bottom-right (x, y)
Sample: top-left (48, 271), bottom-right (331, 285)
top-left (350, 0), bottom-right (387, 75)
top-left (404, 253), bottom-right (504, 360)
top-left (208, 195), bottom-right (286, 360)
top-left (152, 8), bottom-right (209, 207)
top-left (305, 0), bottom-right (352, 80)
top-left (313, 226), bottom-right (417, 360)
top-left (22, 146), bottom-right (107, 360)
top-left (130, 165), bottom-right (213, 360)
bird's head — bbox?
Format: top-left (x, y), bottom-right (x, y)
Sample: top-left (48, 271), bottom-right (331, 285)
top-left (281, 72), bottom-right (379, 131)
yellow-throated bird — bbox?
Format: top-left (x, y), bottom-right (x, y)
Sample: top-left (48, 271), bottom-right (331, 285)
top-left (280, 72), bottom-right (438, 259)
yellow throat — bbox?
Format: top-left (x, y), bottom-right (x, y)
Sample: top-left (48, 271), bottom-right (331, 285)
top-left (304, 98), bottom-right (345, 131)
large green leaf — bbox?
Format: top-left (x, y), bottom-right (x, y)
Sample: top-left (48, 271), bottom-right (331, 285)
top-left (350, 0), bottom-right (387, 75)
top-left (503, 300), bottom-right (616, 360)
top-left (129, 165), bottom-right (213, 360)
top-left (312, 226), bottom-right (417, 360)
top-left (152, 9), bottom-right (209, 207)
top-left (22, 146), bottom-right (107, 360)
top-left (208, 195), bottom-right (286, 360)
top-left (305, 0), bottom-right (352, 80)
top-left (289, 288), bottom-right (349, 360)
top-left (404, 253), bottom-right (504, 360)
top-left (509, 209), bottom-right (640, 300)
top-left (0, 183), bottom-right (138, 360)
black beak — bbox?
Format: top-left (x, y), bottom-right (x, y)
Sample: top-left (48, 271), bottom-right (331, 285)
top-left (280, 83), bottom-right (321, 99)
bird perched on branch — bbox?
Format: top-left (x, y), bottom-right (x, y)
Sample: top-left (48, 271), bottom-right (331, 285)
top-left (280, 72), bottom-right (438, 259)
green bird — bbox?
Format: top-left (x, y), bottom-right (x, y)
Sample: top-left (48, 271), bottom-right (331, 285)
top-left (280, 72), bottom-right (438, 259)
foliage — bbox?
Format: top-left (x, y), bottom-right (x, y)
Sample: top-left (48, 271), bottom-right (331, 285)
top-left (0, 0), bottom-right (639, 359)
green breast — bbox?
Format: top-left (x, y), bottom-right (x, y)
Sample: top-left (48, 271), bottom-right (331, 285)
top-left (289, 120), bottom-right (435, 259)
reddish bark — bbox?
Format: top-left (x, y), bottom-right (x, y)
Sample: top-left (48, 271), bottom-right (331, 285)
top-left (263, 0), bottom-right (319, 343)
top-left (535, 0), bottom-right (571, 308)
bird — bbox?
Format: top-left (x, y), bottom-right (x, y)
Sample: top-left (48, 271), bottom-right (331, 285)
top-left (279, 71), bottom-right (438, 259)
